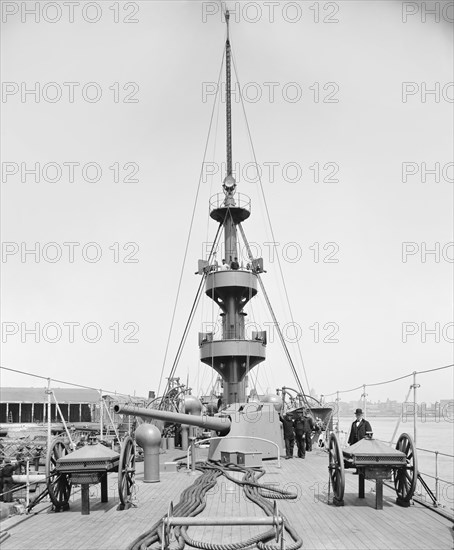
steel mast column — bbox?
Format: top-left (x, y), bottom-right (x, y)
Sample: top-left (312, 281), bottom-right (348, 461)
top-left (199, 11), bottom-right (266, 405)
top-left (225, 10), bottom-right (232, 180)
top-left (223, 11), bottom-right (238, 264)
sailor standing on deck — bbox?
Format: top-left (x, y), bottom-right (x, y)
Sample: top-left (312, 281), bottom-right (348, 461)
top-left (293, 413), bottom-right (307, 459)
top-left (280, 412), bottom-right (295, 459)
top-left (348, 408), bottom-right (372, 445)
top-left (301, 409), bottom-right (315, 451)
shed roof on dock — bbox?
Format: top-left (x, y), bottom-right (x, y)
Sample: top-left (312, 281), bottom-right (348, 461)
top-left (0, 387), bottom-right (100, 403)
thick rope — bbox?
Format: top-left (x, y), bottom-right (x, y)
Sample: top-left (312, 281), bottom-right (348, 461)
top-left (127, 461), bottom-right (302, 550)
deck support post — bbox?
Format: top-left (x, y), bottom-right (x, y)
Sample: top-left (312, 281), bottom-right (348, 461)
top-left (375, 479), bottom-right (383, 510)
top-left (81, 484), bottom-right (90, 515)
top-left (101, 473), bottom-right (108, 503)
top-left (358, 471), bottom-right (365, 499)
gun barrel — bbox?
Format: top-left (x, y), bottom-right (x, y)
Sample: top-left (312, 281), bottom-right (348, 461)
top-left (113, 404), bottom-right (231, 435)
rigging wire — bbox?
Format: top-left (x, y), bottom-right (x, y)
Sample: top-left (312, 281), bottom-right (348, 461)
top-left (2, 361), bottom-right (451, 412)
top-left (198, 63), bottom-right (224, 397)
top-left (161, 223), bottom-right (223, 401)
top-left (0, 365), bottom-right (141, 400)
top-left (157, 47), bottom-right (226, 397)
top-left (230, 48), bottom-right (312, 397)
top-left (237, 222), bottom-right (310, 409)
top-left (322, 363), bottom-right (454, 398)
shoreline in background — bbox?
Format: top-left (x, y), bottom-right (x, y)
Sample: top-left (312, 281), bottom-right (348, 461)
top-left (339, 414), bottom-right (452, 420)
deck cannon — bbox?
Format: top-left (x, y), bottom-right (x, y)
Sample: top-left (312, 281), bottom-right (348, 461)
top-left (114, 404), bottom-right (231, 436)
top-left (114, 400), bottom-right (284, 461)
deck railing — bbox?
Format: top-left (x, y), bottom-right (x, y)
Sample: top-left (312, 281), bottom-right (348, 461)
top-left (209, 192), bottom-right (251, 214)
top-left (411, 446), bottom-right (453, 508)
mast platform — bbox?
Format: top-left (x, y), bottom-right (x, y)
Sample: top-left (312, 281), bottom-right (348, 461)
top-left (199, 339), bottom-right (266, 371)
top-left (209, 193), bottom-right (251, 224)
top-left (205, 270), bottom-right (258, 301)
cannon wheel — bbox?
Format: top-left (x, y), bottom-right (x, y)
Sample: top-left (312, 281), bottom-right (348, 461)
top-left (328, 433), bottom-right (345, 506)
top-left (394, 433), bottom-right (418, 506)
top-left (46, 438), bottom-right (72, 511)
top-left (118, 436), bottom-right (136, 509)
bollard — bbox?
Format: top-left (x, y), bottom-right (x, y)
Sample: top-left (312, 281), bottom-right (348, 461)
top-left (135, 423), bottom-right (161, 483)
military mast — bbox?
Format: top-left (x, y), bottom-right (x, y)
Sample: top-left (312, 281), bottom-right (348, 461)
top-left (199, 11), bottom-right (266, 406)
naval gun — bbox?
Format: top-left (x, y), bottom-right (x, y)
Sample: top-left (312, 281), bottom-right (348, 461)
top-left (114, 404), bottom-right (231, 435)
top-left (114, 399), bottom-right (284, 461)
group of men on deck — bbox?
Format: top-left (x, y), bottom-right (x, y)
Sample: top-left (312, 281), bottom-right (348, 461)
top-left (280, 409), bottom-right (315, 459)
top-left (281, 407), bottom-right (372, 460)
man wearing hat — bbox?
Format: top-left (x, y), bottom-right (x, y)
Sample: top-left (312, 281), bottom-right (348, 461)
top-left (348, 408), bottom-right (372, 445)
top-left (280, 412), bottom-right (295, 459)
top-left (293, 411), bottom-right (313, 459)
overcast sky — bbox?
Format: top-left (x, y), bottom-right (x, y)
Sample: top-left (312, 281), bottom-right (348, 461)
top-left (1, 1), bottom-right (453, 405)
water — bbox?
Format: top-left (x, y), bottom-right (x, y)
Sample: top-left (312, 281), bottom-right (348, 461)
top-left (337, 416), bottom-right (453, 511)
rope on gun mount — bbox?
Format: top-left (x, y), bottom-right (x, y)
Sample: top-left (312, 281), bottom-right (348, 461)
top-left (127, 462), bottom-right (302, 550)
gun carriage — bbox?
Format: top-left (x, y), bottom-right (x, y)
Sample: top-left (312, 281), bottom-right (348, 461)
top-left (328, 432), bottom-right (418, 509)
top-left (45, 435), bottom-right (135, 513)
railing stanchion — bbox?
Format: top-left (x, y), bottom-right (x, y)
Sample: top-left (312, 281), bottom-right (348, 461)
top-left (411, 371), bottom-right (420, 445)
top-left (362, 385), bottom-right (367, 418)
top-left (99, 390), bottom-right (104, 441)
top-left (435, 451), bottom-right (439, 506)
top-left (25, 459), bottom-right (30, 511)
top-left (46, 379), bottom-right (52, 449)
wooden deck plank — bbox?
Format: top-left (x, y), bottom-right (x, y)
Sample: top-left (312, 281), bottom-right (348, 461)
top-left (0, 448), bottom-right (452, 550)
top-left (321, 471), bottom-right (382, 550)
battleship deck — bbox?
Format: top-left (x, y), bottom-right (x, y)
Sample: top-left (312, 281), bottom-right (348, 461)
top-left (1, 448), bottom-right (452, 550)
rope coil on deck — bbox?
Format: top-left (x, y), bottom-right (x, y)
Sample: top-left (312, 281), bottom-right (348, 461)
top-left (126, 461), bottom-right (302, 550)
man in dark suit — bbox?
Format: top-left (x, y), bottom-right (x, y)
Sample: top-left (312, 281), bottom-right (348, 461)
top-left (280, 412), bottom-right (295, 459)
top-left (348, 408), bottom-right (372, 445)
top-left (301, 409), bottom-right (314, 451)
top-left (293, 413), bottom-right (310, 458)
